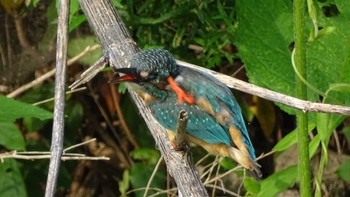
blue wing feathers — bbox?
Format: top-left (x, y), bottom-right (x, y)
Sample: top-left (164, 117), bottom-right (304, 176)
top-left (150, 96), bottom-right (232, 146)
top-left (148, 66), bottom-right (256, 160)
top-left (178, 67), bottom-right (256, 159)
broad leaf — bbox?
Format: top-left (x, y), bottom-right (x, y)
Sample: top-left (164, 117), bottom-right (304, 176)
top-left (0, 122), bottom-right (25, 150)
top-left (235, 0), bottom-right (350, 114)
top-left (0, 96), bottom-right (52, 122)
top-left (336, 159), bottom-right (350, 182)
top-left (0, 159), bottom-right (27, 197)
top-left (258, 165), bottom-right (298, 197)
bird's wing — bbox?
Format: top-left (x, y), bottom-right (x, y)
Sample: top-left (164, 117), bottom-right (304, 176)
top-left (149, 93), bottom-right (232, 146)
top-left (178, 67), bottom-right (256, 159)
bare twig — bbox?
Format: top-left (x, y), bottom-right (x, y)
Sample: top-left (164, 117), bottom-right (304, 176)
top-left (177, 60), bottom-right (350, 116)
top-left (44, 0), bottom-right (70, 196)
top-left (126, 187), bottom-right (177, 197)
top-left (201, 156), bottom-right (221, 180)
top-left (256, 150), bottom-right (276, 161)
top-left (109, 79), bottom-right (140, 149)
top-left (144, 156), bottom-right (164, 197)
top-left (333, 130), bottom-right (342, 154)
top-left (211, 157), bottom-right (222, 197)
top-left (205, 184), bottom-right (240, 197)
top-left (0, 152), bottom-right (109, 161)
top-left (6, 44), bottom-right (100, 98)
top-left (64, 138), bottom-right (97, 152)
top-left (69, 55), bottom-right (107, 89)
top-left (88, 83), bottom-right (132, 168)
top-left (32, 87), bottom-right (87, 106)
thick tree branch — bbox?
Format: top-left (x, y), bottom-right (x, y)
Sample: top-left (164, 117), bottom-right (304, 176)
top-left (77, 0), bottom-right (209, 196)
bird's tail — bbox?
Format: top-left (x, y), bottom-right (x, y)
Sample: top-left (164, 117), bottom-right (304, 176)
top-left (228, 147), bottom-right (262, 179)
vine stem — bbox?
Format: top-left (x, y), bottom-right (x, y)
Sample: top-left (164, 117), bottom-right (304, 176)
top-left (293, 0), bottom-right (312, 196)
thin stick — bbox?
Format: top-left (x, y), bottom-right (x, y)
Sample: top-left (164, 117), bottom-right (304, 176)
top-left (6, 44), bottom-right (100, 98)
top-left (201, 156), bottom-right (221, 180)
top-left (64, 138), bottom-right (97, 152)
top-left (211, 157), bottom-right (222, 197)
top-left (205, 184), bottom-right (240, 197)
top-left (204, 166), bottom-right (242, 185)
top-left (333, 130), bottom-right (342, 154)
top-left (195, 153), bottom-right (211, 166)
top-left (69, 55), bottom-right (107, 89)
top-left (109, 79), bottom-right (140, 149)
top-left (144, 156), bottom-right (164, 197)
top-left (0, 139), bottom-right (110, 163)
top-left (32, 87), bottom-right (87, 106)
top-left (44, 0), bottom-right (70, 196)
top-left (127, 187), bottom-right (177, 197)
top-left (256, 150), bottom-right (276, 161)
top-left (177, 60), bottom-right (350, 116)
top-left (0, 152), bottom-right (109, 161)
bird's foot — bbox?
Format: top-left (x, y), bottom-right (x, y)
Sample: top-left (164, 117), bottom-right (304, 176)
top-left (171, 141), bottom-right (190, 152)
top-left (166, 76), bottom-right (195, 104)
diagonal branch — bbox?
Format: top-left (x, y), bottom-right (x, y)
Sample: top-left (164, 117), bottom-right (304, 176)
top-left (77, 0), bottom-right (209, 196)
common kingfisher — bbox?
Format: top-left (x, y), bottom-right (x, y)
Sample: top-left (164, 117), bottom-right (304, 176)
top-left (111, 49), bottom-right (262, 178)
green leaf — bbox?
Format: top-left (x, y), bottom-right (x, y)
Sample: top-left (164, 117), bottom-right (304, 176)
top-left (258, 165), bottom-right (298, 197)
top-left (220, 157), bottom-right (236, 170)
top-left (119, 170), bottom-right (130, 196)
top-left (0, 96), bottom-right (52, 122)
top-left (130, 148), bottom-right (160, 165)
top-left (0, 159), bottom-right (27, 197)
top-left (65, 101), bottom-right (84, 133)
top-left (235, 0), bottom-right (294, 112)
top-left (235, 0), bottom-right (350, 114)
top-left (309, 134), bottom-right (320, 157)
top-left (316, 113), bottom-right (345, 143)
top-left (244, 177), bottom-right (261, 195)
top-left (68, 36), bottom-right (102, 65)
top-left (336, 159), bottom-right (350, 182)
top-left (0, 122), bottom-right (25, 150)
top-left (273, 123), bottom-right (315, 152)
top-left (69, 15), bottom-right (86, 32)
top-left (273, 129), bottom-right (297, 152)
top-left (118, 83), bottom-right (127, 94)
top-left (22, 117), bottom-right (48, 132)
top-left (130, 162), bottom-right (165, 197)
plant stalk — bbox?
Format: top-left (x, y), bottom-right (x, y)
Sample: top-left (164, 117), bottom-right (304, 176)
top-left (294, 0), bottom-right (312, 196)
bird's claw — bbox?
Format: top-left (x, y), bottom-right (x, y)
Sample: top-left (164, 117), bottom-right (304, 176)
top-left (171, 141), bottom-right (190, 152)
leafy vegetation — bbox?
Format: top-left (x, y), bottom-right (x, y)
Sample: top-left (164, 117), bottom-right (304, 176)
top-left (0, 0), bottom-right (349, 196)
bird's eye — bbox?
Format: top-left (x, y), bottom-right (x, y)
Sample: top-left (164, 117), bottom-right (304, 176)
top-left (140, 71), bottom-right (149, 79)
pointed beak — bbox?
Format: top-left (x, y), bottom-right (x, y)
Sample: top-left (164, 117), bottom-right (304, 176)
top-left (109, 68), bottom-right (139, 83)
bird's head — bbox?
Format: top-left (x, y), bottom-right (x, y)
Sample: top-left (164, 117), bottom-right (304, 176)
top-left (110, 49), bottom-right (179, 85)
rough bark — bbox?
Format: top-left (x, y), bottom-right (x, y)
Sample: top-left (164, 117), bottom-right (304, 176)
top-left (78, 0), bottom-right (209, 196)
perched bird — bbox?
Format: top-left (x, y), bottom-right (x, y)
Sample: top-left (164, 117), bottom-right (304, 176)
top-left (111, 49), bottom-right (262, 178)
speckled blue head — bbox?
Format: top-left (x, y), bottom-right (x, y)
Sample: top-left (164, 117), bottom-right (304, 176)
top-left (111, 49), bottom-right (179, 84)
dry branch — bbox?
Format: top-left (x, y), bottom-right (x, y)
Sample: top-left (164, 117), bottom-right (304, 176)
top-left (0, 138), bottom-right (110, 162)
top-left (6, 44), bottom-right (100, 98)
top-left (78, 0), bottom-right (209, 196)
top-left (45, 0), bottom-right (69, 196)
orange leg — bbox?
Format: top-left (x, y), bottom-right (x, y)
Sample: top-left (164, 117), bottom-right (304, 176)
top-left (166, 76), bottom-right (195, 104)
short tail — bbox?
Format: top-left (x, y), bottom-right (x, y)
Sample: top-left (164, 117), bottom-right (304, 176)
top-left (229, 147), bottom-right (262, 179)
